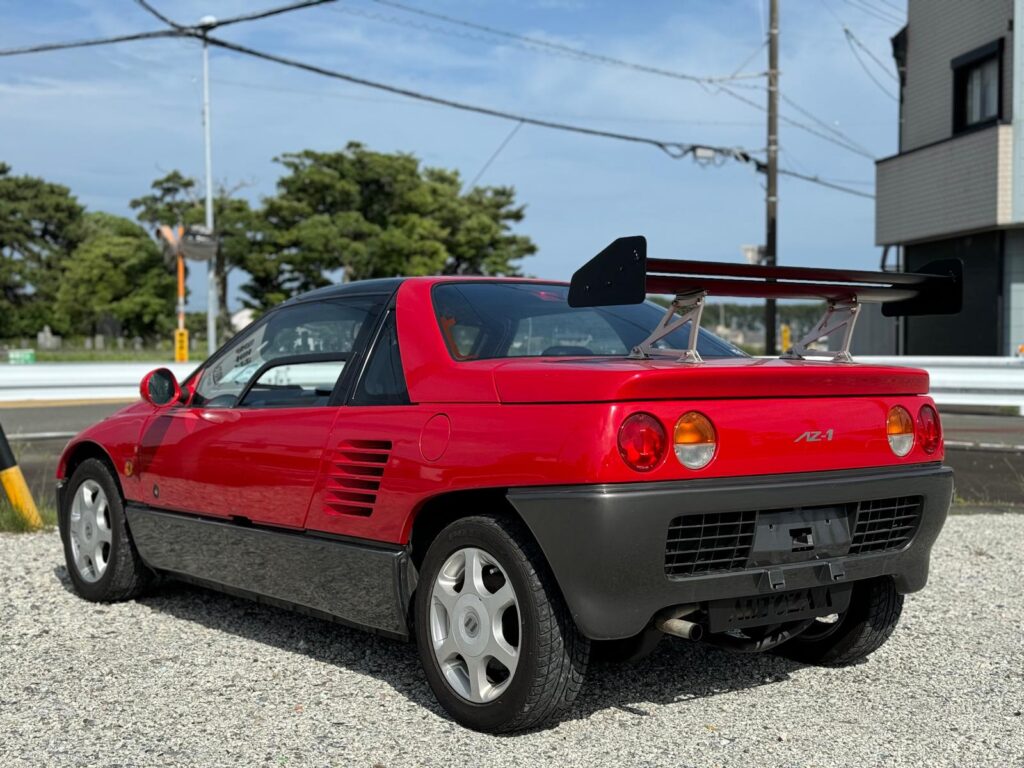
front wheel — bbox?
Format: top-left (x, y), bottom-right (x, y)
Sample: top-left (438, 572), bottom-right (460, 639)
top-left (59, 458), bottom-right (152, 602)
top-left (775, 577), bottom-right (904, 666)
top-left (414, 515), bottom-right (589, 733)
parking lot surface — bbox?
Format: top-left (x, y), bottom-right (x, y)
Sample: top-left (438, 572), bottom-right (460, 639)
top-left (1, 513), bottom-right (1021, 768)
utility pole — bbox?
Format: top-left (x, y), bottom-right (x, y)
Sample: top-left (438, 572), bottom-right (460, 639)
top-left (764, 0), bottom-right (779, 355)
top-left (200, 16), bottom-right (218, 354)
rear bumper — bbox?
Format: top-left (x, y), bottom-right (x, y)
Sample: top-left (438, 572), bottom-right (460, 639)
top-left (507, 464), bottom-right (952, 640)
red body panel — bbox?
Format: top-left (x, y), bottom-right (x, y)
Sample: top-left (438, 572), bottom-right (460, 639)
top-left (137, 406), bottom-right (338, 528)
top-left (59, 276), bottom-right (946, 549)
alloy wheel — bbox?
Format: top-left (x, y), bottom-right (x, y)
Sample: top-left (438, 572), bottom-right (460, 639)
top-left (428, 546), bottom-right (521, 703)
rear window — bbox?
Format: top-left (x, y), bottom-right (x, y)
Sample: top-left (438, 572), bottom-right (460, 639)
top-left (432, 282), bottom-right (745, 361)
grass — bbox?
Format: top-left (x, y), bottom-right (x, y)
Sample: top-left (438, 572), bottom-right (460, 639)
top-left (0, 495), bottom-right (57, 533)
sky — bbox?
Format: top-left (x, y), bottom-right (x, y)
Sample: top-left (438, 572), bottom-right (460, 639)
top-left (0, 0), bottom-right (906, 311)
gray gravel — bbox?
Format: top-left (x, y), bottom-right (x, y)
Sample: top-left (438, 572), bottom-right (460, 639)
top-left (1, 514), bottom-right (1022, 768)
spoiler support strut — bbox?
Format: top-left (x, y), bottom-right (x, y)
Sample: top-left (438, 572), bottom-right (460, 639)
top-left (631, 290), bottom-right (707, 363)
top-left (781, 299), bottom-right (862, 363)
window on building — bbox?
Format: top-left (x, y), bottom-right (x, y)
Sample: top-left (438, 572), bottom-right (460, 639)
top-left (953, 40), bottom-right (1002, 133)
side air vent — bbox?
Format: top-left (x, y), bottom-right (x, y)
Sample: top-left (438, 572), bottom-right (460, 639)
top-left (324, 440), bottom-right (393, 517)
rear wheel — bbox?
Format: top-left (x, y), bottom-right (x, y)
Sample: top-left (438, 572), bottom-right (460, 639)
top-left (59, 458), bottom-right (152, 602)
top-left (775, 577), bottom-right (904, 666)
top-left (414, 515), bottom-right (589, 733)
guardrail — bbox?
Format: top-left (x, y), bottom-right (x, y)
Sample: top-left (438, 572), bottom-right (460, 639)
top-left (0, 363), bottom-right (195, 403)
top-left (1, 358), bottom-right (1022, 413)
top-left (858, 356), bottom-right (1024, 415)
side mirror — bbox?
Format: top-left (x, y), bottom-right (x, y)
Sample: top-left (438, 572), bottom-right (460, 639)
top-left (140, 368), bottom-right (181, 407)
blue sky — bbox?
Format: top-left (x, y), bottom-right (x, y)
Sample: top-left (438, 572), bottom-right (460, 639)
top-left (0, 0), bottom-right (905, 310)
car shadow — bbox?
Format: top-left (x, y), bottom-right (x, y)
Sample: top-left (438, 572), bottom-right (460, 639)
top-left (52, 567), bottom-right (804, 729)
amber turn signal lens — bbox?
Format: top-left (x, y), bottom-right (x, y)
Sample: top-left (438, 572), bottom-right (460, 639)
top-left (917, 404), bottom-right (941, 455)
top-left (886, 405), bottom-right (914, 457)
top-left (674, 412), bottom-right (717, 470)
top-left (618, 413), bottom-right (667, 472)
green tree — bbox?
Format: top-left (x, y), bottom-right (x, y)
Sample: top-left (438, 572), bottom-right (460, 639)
top-left (0, 163), bottom-right (84, 336)
top-left (245, 143), bottom-right (535, 311)
top-left (54, 212), bottom-right (175, 337)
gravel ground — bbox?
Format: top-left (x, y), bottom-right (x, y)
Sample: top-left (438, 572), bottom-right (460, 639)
top-left (1, 514), bottom-right (1021, 768)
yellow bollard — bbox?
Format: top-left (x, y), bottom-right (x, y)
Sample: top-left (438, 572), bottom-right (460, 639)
top-left (0, 424), bottom-right (43, 530)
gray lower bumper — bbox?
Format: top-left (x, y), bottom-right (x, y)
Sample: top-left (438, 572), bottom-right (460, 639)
top-left (507, 464), bottom-right (953, 640)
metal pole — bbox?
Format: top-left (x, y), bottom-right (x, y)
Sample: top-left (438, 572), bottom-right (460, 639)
top-left (201, 32), bottom-right (218, 354)
top-left (764, 0), bottom-right (779, 355)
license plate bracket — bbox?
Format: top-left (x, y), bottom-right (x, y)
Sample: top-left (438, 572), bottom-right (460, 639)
top-left (707, 583), bottom-right (853, 632)
top-left (748, 505), bottom-right (852, 566)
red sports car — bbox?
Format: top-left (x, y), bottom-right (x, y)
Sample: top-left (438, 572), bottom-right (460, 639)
top-left (57, 237), bottom-right (960, 732)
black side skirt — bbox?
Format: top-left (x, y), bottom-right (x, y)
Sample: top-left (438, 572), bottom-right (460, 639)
top-left (125, 504), bottom-right (413, 640)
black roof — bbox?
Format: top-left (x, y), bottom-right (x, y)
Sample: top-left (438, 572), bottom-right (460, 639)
top-left (283, 277), bottom-right (406, 305)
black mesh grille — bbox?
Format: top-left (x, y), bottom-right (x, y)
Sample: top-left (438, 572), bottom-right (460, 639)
top-left (665, 510), bottom-right (757, 578)
top-left (849, 496), bottom-right (923, 554)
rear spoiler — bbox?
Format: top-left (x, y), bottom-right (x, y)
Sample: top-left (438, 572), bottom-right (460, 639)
top-left (568, 236), bottom-right (963, 363)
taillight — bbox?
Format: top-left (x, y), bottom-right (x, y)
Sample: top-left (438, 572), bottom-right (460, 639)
top-left (886, 405), bottom-right (915, 457)
top-left (674, 411), bottom-right (717, 470)
top-left (617, 413), bottom-right (667, 472)
top-left (917, 404), bottom-right (941, 454)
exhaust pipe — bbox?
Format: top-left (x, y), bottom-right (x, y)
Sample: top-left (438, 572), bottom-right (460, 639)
top-left (656, 605), bottom-right (704, 642)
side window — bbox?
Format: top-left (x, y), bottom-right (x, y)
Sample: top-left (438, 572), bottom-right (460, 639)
top-left (352, 312), bottom-right (410, 406)
top-left (193, 297), bottom-right (383, 408)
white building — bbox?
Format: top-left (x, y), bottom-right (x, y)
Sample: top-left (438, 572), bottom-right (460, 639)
top-left (876, 0), bottom-right (1024, 354)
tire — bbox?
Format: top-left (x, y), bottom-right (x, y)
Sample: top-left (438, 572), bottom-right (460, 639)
top-left (59, 458), bottom-right (152, 602)
top-left (775, 577), bottom-right (904, 666)
top-left (414, 515), bottom-right (589, 733)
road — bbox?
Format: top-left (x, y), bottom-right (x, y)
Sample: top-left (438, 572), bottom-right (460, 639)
top-left (2, 512), bottom-right (1020, 767)
top-left (3, 402), bottom-right (1024, 504)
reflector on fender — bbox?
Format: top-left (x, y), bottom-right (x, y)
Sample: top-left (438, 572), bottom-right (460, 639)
top-left (674, 412), bottom-right (717, 470)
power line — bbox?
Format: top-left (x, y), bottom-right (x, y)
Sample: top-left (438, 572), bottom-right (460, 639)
top-left (1, 2), bottom-right (875, 201)
top-left (0, 29), bottom-right (185, 58)
top-left (778, 168), bottom-right (875, 199)
top-left (134, 0), bottom-right (185, 30)
top-left (353, 0), bottom-right (764, 84)
top-left (779, 93), bottom-right (876, 156)
top-left (209, 0), bottom-right (336, 29)
top-left (871, 0), bottom-right (904, 13)
top-left (844, 27), bottom-right (898, 81)
top-left (213, 76), bottom-right (765, 125)
top-left (840, 0), bottom-right (901, 25)
top-left (844, 30), bottom-right (898, 99)
top-left (715, 82), bottom-right (876, 158)
top-left (468, 120), bottom-right (524, 188)
top-left (201, 33), bottom-right (756, 163)
top-left (203, 34), bottom-right (876, 199)
top-left (342, 0), bottom-right (876, 162)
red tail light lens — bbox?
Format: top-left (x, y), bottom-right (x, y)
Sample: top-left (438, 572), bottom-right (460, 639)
top-left (917, 404), bottom-right (941, 454)
top-left (618, 413), bottom-right (667, 472)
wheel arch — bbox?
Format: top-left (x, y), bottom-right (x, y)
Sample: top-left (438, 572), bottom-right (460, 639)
top-left (60, 441), bottom-right (124, 501)
top-left (407, 487), bottom-right (525, 570)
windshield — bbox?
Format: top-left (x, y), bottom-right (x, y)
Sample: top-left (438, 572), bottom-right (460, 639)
top-left (432, 282), bottom-right (746, 360)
